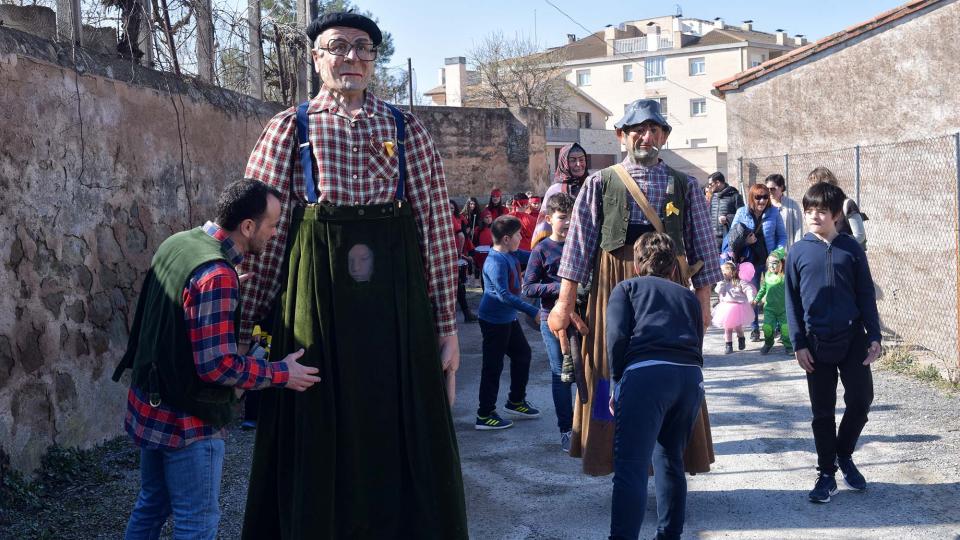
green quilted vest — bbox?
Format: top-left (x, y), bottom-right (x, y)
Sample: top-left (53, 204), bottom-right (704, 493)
top-left (113, 227), bottom-right (239, 427)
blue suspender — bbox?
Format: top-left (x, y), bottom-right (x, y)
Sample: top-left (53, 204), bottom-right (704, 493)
top-left (295, 101), bottom-right (408, 203)
top-left (295, 102), bottom-right (319, 203)
top-left (385, 104), bottom-right (407, 201)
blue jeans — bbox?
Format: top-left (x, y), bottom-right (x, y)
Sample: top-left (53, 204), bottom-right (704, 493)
top-left (540, 320), bottom-right (574, 432)
top-left (610, 364), bottom-right (704, 540)
top-left (124, 438), bottom-right (225, 540)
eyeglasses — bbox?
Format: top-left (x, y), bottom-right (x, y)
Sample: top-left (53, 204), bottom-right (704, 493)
top-left (317, 38), bottom-right (378, 61)
top-left (753, 195), bottom-right (769, 201)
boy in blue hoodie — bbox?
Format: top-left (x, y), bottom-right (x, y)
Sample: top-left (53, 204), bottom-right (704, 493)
top-left (786, 182), bottom-right (882, 504)
top-left (476, 215), bottom-right (541, 430)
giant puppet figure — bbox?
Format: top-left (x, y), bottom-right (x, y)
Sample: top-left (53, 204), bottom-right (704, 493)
top-left (237, 12), bottom-right (467, 539)
top-left (548, 99), bottom-right (720, 476)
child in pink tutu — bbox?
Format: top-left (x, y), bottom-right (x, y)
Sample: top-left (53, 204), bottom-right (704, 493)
top-left (713, 261), bottom-right (757, 354)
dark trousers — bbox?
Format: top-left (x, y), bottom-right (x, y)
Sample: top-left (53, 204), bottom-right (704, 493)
top-left (610, 364), bottom-right (704, 540)
top-left (805, 330), bottom-right (874, 473)
top-left (477, 319), bottom-right (531, 417)
top-left (242, 390), bottom-right (260, 422)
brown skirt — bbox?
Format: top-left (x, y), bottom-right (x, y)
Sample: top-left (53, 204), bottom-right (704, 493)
top-left (570, 245), bottom-right (715, 476)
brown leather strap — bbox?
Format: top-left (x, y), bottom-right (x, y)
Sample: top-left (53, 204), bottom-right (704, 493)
top-left (612, 164), bottom-right (664, 233)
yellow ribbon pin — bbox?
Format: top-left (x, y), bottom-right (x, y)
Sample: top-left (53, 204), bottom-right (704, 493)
top-left (383, 140), bottom-right (396, 157)
top-left (666, 201), bottom-right (680, 216)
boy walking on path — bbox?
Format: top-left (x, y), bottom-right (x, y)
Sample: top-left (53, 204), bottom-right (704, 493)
top-left (477, 215), bottom-right (542, 430)
top-left (785, 182), bottom-right (883, 504)
top-left (522, 193), bottom-right (576, 451)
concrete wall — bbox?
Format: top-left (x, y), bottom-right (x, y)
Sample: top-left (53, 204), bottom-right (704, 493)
top-left (724, 0), bottom-right (960, 161)
top-left (0, 26), bottom-right (547, 473)
top-left (721, 0), bottom-right (960, 364)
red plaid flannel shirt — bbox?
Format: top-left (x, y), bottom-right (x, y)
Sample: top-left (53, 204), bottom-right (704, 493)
top-left (239, 88), bottom-right (458, 340)
top-left (125, 223), bottom-right (290, 449)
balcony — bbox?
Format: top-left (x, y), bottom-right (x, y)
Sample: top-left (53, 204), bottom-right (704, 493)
top-left (546, 127), bottom-right (581, 143)
top-left (612, 36), bottom-right (674, 54)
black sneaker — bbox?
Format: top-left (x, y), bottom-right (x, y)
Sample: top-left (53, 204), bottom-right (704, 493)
top-left (560, 431), bottom-right (572, 453)
top-left (475, 412), bottom-right (513, 431)
top-left (808, 470), bottom-right (838, 503)
top-left (760, 343), bottom-right (772, 355)
top-left (725, 342), bottom-right (734, 355)
top-left (504, 399), bottom-right (541, 418)
top-left (738, 336), bottom-right (746, 350)
top-left (750, 329), bottom-right (762, 342)
top-left (837, 456), bottom-right (867, 491)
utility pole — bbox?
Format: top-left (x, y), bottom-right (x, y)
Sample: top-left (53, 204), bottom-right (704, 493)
top-left (407, 58), bottom-right (414, 110)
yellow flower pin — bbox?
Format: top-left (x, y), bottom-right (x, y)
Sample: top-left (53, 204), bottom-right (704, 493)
top-left (665, 201), bottom-right (680, 216)
top-left (383, 140), bottom-right (396, 157)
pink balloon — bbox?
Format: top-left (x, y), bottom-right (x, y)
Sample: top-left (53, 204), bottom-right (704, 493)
top-left (738, 262), bottom-right (756, 282)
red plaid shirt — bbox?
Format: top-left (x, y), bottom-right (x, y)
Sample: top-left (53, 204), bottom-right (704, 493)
top-left (239, 88), bottom-right (458, 340)
top-left (125, 222), bottom-right (290, 449)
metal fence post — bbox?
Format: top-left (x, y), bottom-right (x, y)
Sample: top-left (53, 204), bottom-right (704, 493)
top-left (955, 132), bottom-right (960, 375)
top-left (855, 145), bottom-right (861, 206)
top-left (738, 156), bottom-right (744, 198)
top-left (784, 153), bottom-right (790, 197)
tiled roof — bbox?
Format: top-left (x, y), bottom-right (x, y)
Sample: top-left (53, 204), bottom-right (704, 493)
top-left (693, 27), bottom-right (781, 47)
top-left (714, 0), bottom-right (946, 95)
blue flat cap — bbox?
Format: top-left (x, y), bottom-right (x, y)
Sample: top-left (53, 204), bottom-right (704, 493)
top-left (615, 99), bottom-right (671, 133)
top-left (306, 12), bottom-right (383, 45)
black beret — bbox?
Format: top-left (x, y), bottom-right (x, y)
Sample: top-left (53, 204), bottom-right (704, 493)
top-left (305, 12), bottom-right (383, 46)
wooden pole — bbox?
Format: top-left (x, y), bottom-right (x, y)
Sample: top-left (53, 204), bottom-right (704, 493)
top-left (196, 0), bottom-right (215, 82)
top-left (55, 0), bottom-right (83, 47)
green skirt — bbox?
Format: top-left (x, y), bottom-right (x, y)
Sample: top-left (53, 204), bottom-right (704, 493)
top-left (242, 202), bottom-right (467, 539)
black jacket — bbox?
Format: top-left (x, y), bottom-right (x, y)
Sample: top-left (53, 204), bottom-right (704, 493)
top-left (710, 184), bottom-right (743, 240)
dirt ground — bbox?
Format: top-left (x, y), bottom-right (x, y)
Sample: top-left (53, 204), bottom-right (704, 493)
top-left (3, 291), bottom-right (960, 539)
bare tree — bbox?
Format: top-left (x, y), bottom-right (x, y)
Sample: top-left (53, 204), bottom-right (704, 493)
top-left (468, 31), bottom-right (573, 120)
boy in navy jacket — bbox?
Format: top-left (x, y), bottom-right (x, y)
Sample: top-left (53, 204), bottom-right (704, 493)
top-left (785, 182), bottom-right (882, 504)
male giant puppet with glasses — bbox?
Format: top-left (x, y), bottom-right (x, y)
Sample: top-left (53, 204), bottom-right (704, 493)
top-left (237, 12), bottom-right (467, 539)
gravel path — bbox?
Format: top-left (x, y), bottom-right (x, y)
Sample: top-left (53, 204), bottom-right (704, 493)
top-left (5, 299), bottom-right (959, 539)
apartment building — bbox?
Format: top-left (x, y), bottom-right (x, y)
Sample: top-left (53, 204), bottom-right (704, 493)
top-left (427, 16), bottom-right (803, 180)
top-left (558, 16), bottom-right (802, 152)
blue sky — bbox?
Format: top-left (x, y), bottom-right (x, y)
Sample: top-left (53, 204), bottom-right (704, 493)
top-left (351, 0), bottom-right (907, 101)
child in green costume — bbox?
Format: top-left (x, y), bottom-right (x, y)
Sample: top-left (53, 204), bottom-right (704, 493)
top-left (754, 250), bottom-right (793, 355)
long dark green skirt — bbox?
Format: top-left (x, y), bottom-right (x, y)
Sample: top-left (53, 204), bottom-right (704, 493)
top-left (241, 202), bottom-right (467, 539)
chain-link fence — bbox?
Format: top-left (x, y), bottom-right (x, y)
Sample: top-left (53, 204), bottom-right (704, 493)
top-left (737, 134), bottom-right (960, 370)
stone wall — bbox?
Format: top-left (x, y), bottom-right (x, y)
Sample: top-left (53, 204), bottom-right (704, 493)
top-left (0, 26), bottom-right (547, 473)
top-left (415, 105), bottom-right (547, 198)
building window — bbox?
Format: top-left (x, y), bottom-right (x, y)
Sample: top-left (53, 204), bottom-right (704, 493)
top-left (652, 96), bottom-right (668, 116)
top-left (749, 54), bottom-right (765, 68)
top-left (644, 57), bottom-right (665, 82)
top-left (578, 112), bottom-right (592, 129)
top-left (551, 112), bottom-right (561, 128)
top-left (576, 69), bottom-right (591, 86)
top-left (690, 98), bottom-right (706, 117)
top-left (689, 57), bottom-right (705, 76)
top-left (622, 64), bottom-right (633, 82)
top-left (690, 138), bottom-right (708, 148)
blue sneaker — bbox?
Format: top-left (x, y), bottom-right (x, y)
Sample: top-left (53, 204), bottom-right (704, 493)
top-left (240, 420), bottom-right (257, 431)
top-left (808, 470), bottom-right (838, 503)
top-left (504, 399), bottom-right (541, 418)
top-left (837, 456), bottom-right (867, 491)
top-left (475, 412), bottom-right (513, 431)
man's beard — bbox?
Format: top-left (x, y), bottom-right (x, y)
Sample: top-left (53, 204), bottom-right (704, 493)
top-left (628, 144), bottom-right (659, 166)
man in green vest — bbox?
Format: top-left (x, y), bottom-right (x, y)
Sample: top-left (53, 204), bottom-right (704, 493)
top-left (548, 98), bottom-right (722, 478)
top-left (113, 179), bottom-right (320, 539)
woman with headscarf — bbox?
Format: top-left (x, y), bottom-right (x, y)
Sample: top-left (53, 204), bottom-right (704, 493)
top-left (531, 143), bottom-right (589, 249)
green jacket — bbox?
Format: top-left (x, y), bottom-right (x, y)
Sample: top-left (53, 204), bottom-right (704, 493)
top-left (112, 227), bottom-right (239, 427)
top-left (755, 272), bottom-right (786, 315)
